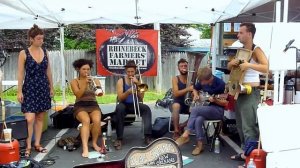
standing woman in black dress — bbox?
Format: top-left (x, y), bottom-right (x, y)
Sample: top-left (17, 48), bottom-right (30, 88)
top-left (17, 24), bottom-right (54, 157)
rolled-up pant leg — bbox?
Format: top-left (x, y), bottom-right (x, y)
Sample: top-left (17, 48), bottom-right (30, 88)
top-left (187, 105), bottom-right (224, 140)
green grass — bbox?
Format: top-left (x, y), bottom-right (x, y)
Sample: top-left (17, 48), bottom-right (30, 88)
top-left (2, 88), bottom-right (164, 104)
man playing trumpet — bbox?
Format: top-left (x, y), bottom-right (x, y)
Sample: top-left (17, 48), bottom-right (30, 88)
top-left (114, 60), bottom-right (153, 150)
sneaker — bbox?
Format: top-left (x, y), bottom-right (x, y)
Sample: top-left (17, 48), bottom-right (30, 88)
top-left (175, 136), bottom-right (190, 146)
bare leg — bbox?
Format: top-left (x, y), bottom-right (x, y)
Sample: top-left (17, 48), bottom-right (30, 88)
top-left (24, 113), bottom-right (35, 155)
top-left (89, 110), bottom-right (101, 152)
top-left (76, 111), bottom-right (91, 157)
top-left (34, 112), bottom-right (45, 148)
top-left (172, 103), bottom-right (181, 139)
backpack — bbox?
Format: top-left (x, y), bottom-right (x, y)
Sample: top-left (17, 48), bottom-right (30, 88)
top-left (152, 117), bottom-right (170, 138)
top-left (155, 88), bottom-right (174, 108)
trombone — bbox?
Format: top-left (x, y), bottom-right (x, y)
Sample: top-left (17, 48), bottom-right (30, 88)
top-left (130, 64), bottom-right (148, 118)
top-left (136, 64), bottom-right (148, 93)
top-left (131, 79), bottom-right (141, 118)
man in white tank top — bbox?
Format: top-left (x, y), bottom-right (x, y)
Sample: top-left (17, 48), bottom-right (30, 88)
top-left (227, 23), bottom-right (268, 164)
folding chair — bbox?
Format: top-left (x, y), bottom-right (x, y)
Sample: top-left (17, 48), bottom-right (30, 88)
top-left (203, 119), bottom-right (223, 152)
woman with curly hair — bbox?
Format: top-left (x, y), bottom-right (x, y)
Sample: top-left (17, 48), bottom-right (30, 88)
top-left (70, 58), bottom-right (104, 157)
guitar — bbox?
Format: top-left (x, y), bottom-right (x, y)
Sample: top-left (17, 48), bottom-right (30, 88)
top-left (73, 138), bottom-right (183, 168)
top-left (192, 91), bottom-right (228, 106)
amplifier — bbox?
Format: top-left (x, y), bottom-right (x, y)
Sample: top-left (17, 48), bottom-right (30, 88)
top-left (0, 116), bottom-right (28, 140)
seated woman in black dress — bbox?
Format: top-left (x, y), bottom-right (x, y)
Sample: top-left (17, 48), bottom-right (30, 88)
top-left (70, 59), bottom-right (104, 158)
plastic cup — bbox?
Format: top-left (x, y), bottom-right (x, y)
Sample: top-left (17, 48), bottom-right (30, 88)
top-left (3, 128), bottom-right (12, 141)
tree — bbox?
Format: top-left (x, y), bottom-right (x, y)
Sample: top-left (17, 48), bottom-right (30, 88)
top-left (1, 24), bottom-right (192, 53)
top-left (64, 25), bottom-right (96, 50)
top-left (0, 28), bottom-right (60, 51)
top-left (186, 24), bottom-right (212, 39)
top-left (95, 24), bottom-right (192, 61)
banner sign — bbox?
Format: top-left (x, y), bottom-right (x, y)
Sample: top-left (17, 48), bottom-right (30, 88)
top-left (96, 29), bottom-right (158, 76)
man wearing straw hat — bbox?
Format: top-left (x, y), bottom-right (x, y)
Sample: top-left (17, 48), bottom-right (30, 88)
top-left (113, 60), bottom-right (153, 150)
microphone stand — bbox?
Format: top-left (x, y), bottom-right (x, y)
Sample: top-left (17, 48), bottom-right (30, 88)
top-left (284, 45), bottom-right (299, 95)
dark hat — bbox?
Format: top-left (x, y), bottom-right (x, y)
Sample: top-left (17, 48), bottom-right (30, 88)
top-left (124, 60), bottom-right (137, 68)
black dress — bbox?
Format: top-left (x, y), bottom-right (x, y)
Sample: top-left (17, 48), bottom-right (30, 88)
top-left (21, 48), bottom-right (51, 113)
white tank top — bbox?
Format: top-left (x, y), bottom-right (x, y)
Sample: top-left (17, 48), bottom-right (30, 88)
top-left (243, 46), bottom-right (260, 83)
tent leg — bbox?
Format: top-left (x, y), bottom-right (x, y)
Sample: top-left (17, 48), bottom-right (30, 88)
top-left (154, 23), bottom-right (162, 92)
top-left (60, 26), bottom-right (66, 106)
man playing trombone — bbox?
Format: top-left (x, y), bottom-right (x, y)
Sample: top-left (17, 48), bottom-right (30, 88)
top-left (114, 60), bottom-right (153, 150)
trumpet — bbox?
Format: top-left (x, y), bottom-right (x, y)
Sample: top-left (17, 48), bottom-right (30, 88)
top-left (87, 74), bottom-right (103, 96)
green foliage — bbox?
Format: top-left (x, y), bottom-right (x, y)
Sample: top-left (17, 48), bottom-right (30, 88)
top-left (1, 24), bottom-right (192, 53)
top-left (3, 88), bottom-right (164, 104)
top-left (185, 24), bottom-right (211, 39)
top-left (160, 24), bottom-right (192, 53)
top-left (96, 24), bottom-right (192, 54)
top-left (64, 25), bottom-right (96, 51)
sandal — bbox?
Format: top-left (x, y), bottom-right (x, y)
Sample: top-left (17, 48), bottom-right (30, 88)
top-left (99, 147), bottom-right (107, 154)
top-left (173, 132), bottom-right (180, 140)
top-left (34, 145), bottom-right (48, 153)
top-left (25, 148), bottom-right (31, 158)
top-left (114, 140), bottom-right (122, 150)
top-left (231, 153), bottom-right (245, 161)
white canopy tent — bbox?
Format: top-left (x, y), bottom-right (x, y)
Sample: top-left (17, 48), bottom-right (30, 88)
top-left (0, 0), bottom-right (272, 28)
top-left (0, 0), bottom-right (273, 104)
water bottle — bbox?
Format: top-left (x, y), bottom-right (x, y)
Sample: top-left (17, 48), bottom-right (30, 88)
top-left (102, 132), bottom-right (107, 150)
top-left (214, 137), bottom-right (220, 153)
top-left (247, 158), bottom-right (256, 168)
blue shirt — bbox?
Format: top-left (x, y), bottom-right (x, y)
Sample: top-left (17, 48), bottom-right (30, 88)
top-left (122, 77), bottom-right (137, 104)
top-left (194, 75), bottom-right (225, 95)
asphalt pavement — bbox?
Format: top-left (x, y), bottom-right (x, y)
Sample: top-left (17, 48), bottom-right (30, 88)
top-left (24, 103), bottom-right (244, 168)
